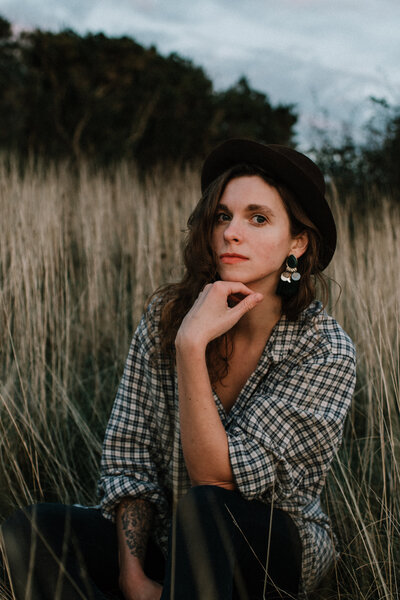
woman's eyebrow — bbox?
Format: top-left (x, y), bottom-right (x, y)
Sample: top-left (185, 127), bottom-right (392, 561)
top-left (217, 203), bottom-right (274, 216)
top-left (217, 203), bottom-right (231, 212)
top-left (246, 204), bottom-right (275, 216)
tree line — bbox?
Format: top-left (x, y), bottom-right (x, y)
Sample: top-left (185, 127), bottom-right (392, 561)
top-left (0, 16), bottom-right (296, 167)
top-left (313, 97), bottom-right (400, 197)
top-left (1, 14), bottom-right (399, 195)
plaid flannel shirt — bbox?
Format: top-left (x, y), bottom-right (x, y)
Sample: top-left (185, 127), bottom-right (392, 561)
top-left (98, 298), bottom-right (356, 593)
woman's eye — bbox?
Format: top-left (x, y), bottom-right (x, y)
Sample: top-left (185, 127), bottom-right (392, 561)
top-left (216, 212), bottom-right (230, 223)
top-left (252, 214), bottom-right (267, 225)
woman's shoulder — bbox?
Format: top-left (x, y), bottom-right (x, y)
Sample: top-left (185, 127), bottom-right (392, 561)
top-left (133, 295), bottom-right (165, 352)
top-left (143, 294), bottom-right (164, 325)
top-left (298, 300), bottom-right (356, 362)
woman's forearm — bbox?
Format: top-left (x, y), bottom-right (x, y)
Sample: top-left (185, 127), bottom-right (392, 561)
top-left (175, 341), bottom-right (235, 489)
top-left (116, 498), bottom-right (154, 587)
top-left (174, 282), bottom-right (262, 488)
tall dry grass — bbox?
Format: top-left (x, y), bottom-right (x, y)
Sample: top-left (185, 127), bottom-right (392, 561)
top-left (0, 159), bottom-right (399, 599)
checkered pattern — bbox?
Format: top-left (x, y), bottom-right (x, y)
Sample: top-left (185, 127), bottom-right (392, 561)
top-left (98, 298), bottom-right (356, 594)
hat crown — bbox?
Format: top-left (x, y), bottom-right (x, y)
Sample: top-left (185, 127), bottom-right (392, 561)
top-left (266, 144), bottom-right (325, 196)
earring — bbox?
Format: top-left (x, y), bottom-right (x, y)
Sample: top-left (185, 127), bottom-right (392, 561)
top-left (276, 255), bottom-right (301, 297)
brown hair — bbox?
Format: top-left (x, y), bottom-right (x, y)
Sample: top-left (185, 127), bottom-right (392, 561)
top-left (152, 164), bottom-right (328, 383)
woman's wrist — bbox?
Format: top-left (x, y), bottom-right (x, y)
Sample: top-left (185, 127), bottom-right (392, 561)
top-left (119, 561), bottom-right (147, 594)
top-left (175, 330), bottom-right (208, 354)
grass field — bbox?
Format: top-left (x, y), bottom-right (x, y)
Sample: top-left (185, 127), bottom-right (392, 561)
top-left (0, 159), bottom-right (399, 599)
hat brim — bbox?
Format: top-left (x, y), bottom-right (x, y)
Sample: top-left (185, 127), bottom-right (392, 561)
top-left (201, 139), bottom-right (336, 271)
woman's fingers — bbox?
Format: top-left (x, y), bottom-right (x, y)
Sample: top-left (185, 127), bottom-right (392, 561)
top-left (211, 280), bottom-right (255, 298)
top-left (230, 291), bottom-right (263, 317)
top-left (197, 281), bottom-right (263, 312)
top-left (197, 280), bottom-right (257, 304)
top-left (177, 281), bottom-right (264, 348)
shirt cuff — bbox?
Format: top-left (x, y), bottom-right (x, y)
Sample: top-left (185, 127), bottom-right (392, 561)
top-left (98, 474), bottom-right (167, 522)
top-left (227, 427), bottom-right (279, 501)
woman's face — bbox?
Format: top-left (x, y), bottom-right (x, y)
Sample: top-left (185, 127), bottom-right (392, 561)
top-left (211, 175), bottom-right (307, 295)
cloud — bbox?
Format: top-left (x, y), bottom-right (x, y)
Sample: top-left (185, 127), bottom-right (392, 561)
top-left (0, 0), bottom-right (93, 29)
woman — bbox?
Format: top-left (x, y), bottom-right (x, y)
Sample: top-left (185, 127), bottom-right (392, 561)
top-left (1, 139), bottom-right (356, 599)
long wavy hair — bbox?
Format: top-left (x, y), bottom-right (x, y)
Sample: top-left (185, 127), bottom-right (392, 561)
top-left (152, 163), bottom-right (329, 383)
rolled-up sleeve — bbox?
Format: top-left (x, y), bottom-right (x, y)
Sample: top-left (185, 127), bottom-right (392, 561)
top-left (228, 352), bottom-right (356, 503)
top-left (98, 307), bottom-right (169, 521)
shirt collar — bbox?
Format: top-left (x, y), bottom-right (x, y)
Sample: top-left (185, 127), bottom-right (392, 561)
top-left (265, 300), bottom-right (322, 363)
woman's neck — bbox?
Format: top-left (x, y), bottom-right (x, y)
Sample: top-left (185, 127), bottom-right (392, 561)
top-left (233, 291), bottom-right (282, 343)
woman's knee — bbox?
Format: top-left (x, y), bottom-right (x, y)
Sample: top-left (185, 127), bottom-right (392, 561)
top-left (177, 485), bottom-right (232, 519)
top-left (175, 485), bottom-right (239, 544)
top-left (180, 484), bottom-right (234, 507)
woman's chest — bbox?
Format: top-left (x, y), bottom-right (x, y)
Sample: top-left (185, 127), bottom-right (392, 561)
top-left (213, 342), bottom-right (266, 413)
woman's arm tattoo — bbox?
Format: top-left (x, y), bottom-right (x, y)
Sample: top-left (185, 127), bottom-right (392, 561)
top-left (119, 498), bottom-right (154, 562)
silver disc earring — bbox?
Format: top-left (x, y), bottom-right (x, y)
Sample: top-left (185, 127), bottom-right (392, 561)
top-left (276, 255), bottom-right (301, 297)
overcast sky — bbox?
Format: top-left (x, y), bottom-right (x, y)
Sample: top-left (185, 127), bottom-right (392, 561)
top-left (1, 0), bottom-right (399, 147)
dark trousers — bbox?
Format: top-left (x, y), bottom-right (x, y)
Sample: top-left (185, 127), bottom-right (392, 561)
top-left (1, 486), bottom-right (302, 599)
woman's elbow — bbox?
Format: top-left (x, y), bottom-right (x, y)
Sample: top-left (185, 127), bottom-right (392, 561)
top-left (190, 478), bottom-right (236, 491)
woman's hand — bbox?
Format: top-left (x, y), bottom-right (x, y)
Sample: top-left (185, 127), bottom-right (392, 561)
top-left (175, 281), bottom-right (263, 349)
top-left (120, 571), bottom-right (162, 600)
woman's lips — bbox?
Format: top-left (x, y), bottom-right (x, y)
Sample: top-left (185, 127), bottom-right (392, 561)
top-left (220, 253), bottom-right (249, 264)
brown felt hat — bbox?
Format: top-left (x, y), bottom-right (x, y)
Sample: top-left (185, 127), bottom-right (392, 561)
top-left (201, 138), bottom-right (336, 270)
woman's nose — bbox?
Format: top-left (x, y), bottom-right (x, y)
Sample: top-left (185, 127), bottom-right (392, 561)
top-left (223, 219), bottom-right (242, 243)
